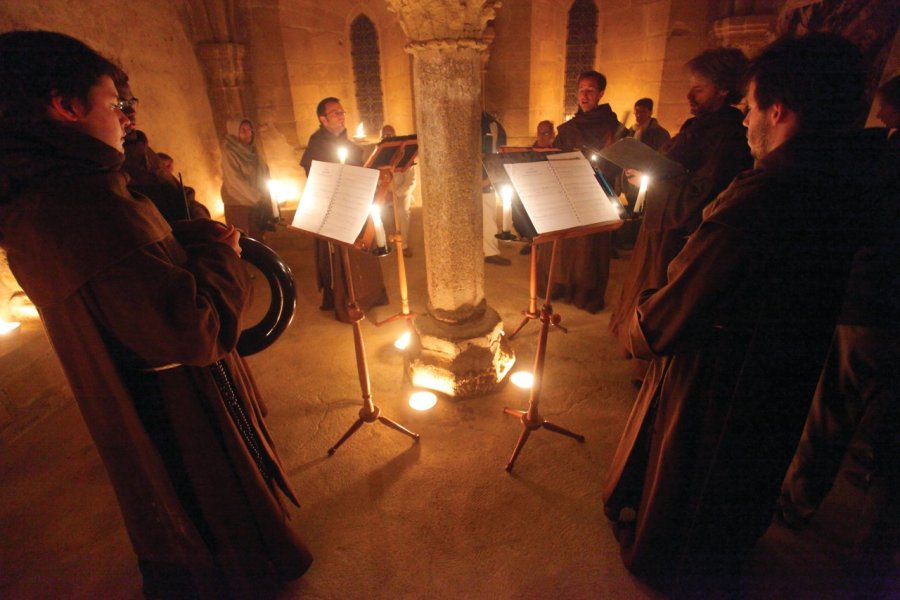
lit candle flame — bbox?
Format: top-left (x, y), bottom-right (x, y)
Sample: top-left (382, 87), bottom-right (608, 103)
top-left (0, 320), bottom-right (22, 335)
top-left (408, 391), bottom-right (437, 411)
top-left (510, 371), bottom-right (534, 389)
top-left (354, 122), bottom-right (366, 139)
top-left (394, 331), bottom-right (411, 350)
top-left (500, 185), bottom-right (513, 206)
top-left (639, 175), bottom-right (650, 193)
top-left (337, 147), bottom-right (348, 164)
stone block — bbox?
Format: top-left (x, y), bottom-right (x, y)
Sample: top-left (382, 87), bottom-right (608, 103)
top-left (409, 307), bottom-right (515, 397)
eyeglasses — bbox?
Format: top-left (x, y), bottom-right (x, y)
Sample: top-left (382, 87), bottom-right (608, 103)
top-left (326, 109), bottom-right (346, 118)
top-left (114, 97), bottom-right (139, 112)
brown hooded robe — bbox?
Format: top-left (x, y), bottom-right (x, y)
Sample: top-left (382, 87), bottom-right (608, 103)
top-left (0, 121), bottom-right (311, 599)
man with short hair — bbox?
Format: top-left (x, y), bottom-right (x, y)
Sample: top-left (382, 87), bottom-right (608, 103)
top-left (300, 97), bottom-right (388, 321)
top-left (115, 75), bottom-right (209, 221)
top-left (603, 33), bottom-right (875, 594)
top-left (627, 98), bottom-right (670, 152)
top-left (536, 70), bottom-right (624, 313)
top-left (532, 120), bottom-right (556, 148)
top-left (608, 48), bottom-right (752, 378)
top-left (0, 30), bottom-right (311, 599)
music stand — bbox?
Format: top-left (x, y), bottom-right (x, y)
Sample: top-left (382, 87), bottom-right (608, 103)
top-left (502, 222), bottom-right (619, 472)
top-left (498, 151), bottom-right (622, 471)
top-left (327, 240), bottom-right (420, 454)
top-left (365, 135), bottom-right (419, 329)
top-left (290, 159), bottom-right (420, 454)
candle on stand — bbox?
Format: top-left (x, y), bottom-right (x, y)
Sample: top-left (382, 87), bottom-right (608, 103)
top-left (338, 147), bottom-right (348, 164)
top-left (500, 185), bottom-right (513, 233)
top-left (371, 203), bottom-right (387, 249)
top-left (634, 174), bottom-right (650, 213)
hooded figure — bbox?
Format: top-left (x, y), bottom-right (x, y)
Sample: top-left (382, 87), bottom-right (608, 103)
top-left (221, 118), bottom-right (277, 240)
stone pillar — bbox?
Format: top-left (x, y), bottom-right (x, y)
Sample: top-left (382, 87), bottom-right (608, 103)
top-left (196, 42), bottom-right (248, 136)
top-left (386, 0), bottom-right (514, 397)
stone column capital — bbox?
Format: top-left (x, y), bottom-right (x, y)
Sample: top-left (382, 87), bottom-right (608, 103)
top-left (386, 0), bottom-right (501, 44)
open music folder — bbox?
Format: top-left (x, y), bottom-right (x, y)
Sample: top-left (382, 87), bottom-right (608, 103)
top-left (291, 159), bottom-right (380, 245)
top-left (503, 152), bottom-right (621, 235)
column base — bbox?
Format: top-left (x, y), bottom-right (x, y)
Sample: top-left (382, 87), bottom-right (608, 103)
top-left (408, 304), bottom-right (515, 397)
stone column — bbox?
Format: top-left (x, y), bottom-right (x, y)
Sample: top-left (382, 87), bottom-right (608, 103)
top-left (386, 0), bottom-right (514, 397)
top-left (196, 41), bottom-right (248, 135)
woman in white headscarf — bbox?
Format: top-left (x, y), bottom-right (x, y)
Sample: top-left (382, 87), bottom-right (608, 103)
top-left (220, 118), bottom-right (277, 240)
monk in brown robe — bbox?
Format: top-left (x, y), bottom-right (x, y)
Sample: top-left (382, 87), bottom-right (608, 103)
top-left (537, 70), bottom-right (624, 313)
top-left (300, 96), bottom-right (388, 323)
top-left (602, 34), bottom-right (873, 596)
top-left (607, 48), bottom-right (752, 382)
top-left (115, 75), bottom-right (210, 223)
top-left (0, 31), bottom-right (311, 599)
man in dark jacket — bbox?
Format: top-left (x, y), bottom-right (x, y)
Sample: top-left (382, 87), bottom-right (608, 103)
top-left (608, 48), bottom-right (752, 379)
top-left (536, 70), bottom-right (624, 313)
top-left (299, 97), bottom-right (387, 322)
top-left (627, 97), bottom-right (670, 152)
top-left (0, 31), bottom-right (311, 599)
top-left (115, 74), bottom-right (209, 222)
top-left (602, 33), bottom-right (871, 596)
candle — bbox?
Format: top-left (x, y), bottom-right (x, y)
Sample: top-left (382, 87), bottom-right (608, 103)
top-left (337, 147), bottom-right (348, 164)
top-left (354, 122), bottom-right (366, 140)
top-left (634, 175), bottom-right (650, 213)
top-left (371, 203), bottom-right (387, 248)
top-left (500, 185), bottom-right (513, 233)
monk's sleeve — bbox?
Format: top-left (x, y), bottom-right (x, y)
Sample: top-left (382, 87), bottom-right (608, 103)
top-left (628, 219), bottom-right (755, 359)
top-left (82, 238), bottom-right (252, 368)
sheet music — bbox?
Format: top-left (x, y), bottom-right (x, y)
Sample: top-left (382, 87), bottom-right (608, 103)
top-left (291, 160), bottom-right (379, 245)
top-left (504, 153), bottom-right (620, 234)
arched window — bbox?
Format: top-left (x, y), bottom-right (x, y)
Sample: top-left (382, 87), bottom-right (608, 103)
top-left (350, 15), bottom-right (385, 134)
top-left (564, 0), bottom-right (599, 115)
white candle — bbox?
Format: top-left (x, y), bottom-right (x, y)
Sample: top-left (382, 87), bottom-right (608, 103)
top-left (500, 185), bottom-right (513, 233)
top-left (371, 203), bottom-right (387, 248)
top-left (635, 175), bottom-right (650, 213)
top-left (338, 147), bottom-right (348, 164)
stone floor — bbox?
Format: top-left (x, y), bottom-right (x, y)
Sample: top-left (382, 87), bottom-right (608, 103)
top-left (0, 208), bottom-right (897, 599)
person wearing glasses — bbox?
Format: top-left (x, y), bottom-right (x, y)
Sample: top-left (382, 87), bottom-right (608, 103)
top-left (115, 74), bottom-right (209, 222)
top-left (0, 30), bottom-right (312, 599)
top-left (299, 97), bottom-right (388, 322)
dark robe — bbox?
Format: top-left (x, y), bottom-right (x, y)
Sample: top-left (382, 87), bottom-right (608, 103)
top-left (0, 121), bottom-right (311, 599)
top-left (124, 129), bottom-right (210, 222)
top-left (608, 105), bottom-right (752, 353)
top-left (780, 128), bottom-right (900, 529)
top-left (300, 127), bottom-right (388, 323)
top-left (601, 132), bottom-right (874, 593)
top-left (537, 104), bottom-right (623, 313)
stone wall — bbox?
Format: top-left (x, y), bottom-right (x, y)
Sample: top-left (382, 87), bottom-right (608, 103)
top-left (280, 1), bottom-right (414, 151)
top-left (0, 1), bottom-right (222, 215)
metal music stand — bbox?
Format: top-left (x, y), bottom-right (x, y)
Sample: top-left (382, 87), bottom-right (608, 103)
top-left (502, 222), bottom-right (620, 472)
top-left (365, 135), bottom-right (419, 330)
top-left (327, 239), bottom-right (420, 455)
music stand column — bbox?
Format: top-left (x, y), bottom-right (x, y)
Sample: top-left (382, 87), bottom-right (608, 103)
top-left (327, 245), bottom-right (420, 455)
top-left (507, 243), bottom-right (539, 340)
top-left (503, 238), bottom-right (584, 472)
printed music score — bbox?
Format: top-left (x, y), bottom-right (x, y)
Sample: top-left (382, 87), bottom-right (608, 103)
top-left (503, 152), bottom-right (620, 235)
top-left (291, 160), bottom-right (380, 245)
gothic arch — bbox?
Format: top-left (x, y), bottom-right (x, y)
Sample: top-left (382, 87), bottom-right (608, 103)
top-left (350, 13), bottom-right (386, 134)
top-left (564, 0), bottom-right (599, 115)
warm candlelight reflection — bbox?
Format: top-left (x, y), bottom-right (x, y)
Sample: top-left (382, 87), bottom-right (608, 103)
top-left (394, 331), bottom-right (411, 350)
top-left (337, 147), bottom-right (348, 164)
top-left (354, 122), bottom-right (366, 140)
top-left (0, 320), bottom-right (21, 335)
top-left (408, 390), bottom-right (437, 411)
top-left (510, 371), bottom-right (534, 389)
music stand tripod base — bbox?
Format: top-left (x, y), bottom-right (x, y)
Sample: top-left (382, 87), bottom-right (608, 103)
top-left (326, 244), bottom-right (420, 455)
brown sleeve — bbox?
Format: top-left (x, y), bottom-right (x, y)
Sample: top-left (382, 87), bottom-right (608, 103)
top-left (629, 219), bottom-right (758, 359)
top-left (83, 235), bottom-right (252, 368)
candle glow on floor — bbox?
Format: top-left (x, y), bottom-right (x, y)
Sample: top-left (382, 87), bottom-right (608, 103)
top-left (393, 331), bottom-right (411, 350)
top-left (0, 321), bottom-right (22, 335)
top-left (510, 371), bottom-right (534, 389)
top-left (408, 391), bottom-right (437, 411)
